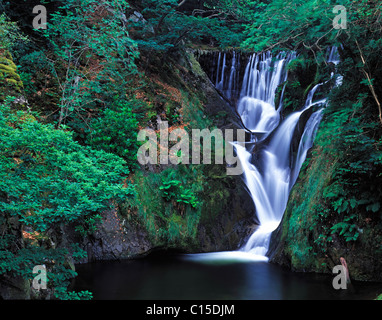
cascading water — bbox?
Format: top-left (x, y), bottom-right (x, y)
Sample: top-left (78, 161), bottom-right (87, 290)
top-left (186, 49), bottom-right (340, 263)
top-left (234, 49), bottom-right (340, 260)
top-left (238, 52), bottom-right (295, 134)
top-left (213, 51), bottom-right (240, 101)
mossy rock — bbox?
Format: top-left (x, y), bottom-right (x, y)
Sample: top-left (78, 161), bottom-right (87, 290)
top-left (0, 50), bottom-right (24, 99)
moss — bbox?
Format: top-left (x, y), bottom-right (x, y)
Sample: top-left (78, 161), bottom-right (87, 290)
top-left (281, 57), bottom-right (320, 114)
top-left (5, 78), bottom-right (22, 90)
top-left (0, 58), bottom-right (17, 69)
top-left (126, 166), bottom-right (204, 250)
top-left (274, 134), bottom-right (338, 271)
top-left (0, 51), bottom-right (24, 98)
top-left (273, 112), bottom-right (382, 280)
top-left (187, 51), bottom-right (206, 78)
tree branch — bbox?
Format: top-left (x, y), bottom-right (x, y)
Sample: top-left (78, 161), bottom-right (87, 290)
top-left (356, 40), bottom-right (382, 125)
top-left (178, 0), bottom-right (188, 7)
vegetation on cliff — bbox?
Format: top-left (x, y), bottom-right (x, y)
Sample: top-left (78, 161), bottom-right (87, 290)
top-left (0, 0), bottom-right (381, 299)
top-left (0, 0), bottom-right (252, 299)
top-left (256, 0), bottom-right (382, 281)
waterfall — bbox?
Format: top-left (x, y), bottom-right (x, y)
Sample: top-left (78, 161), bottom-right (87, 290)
top-left (237, 52), bottom-right (295, 134)
top-left (214, 51), bottom-right (239, 100)
top-left (216, 52), bottom-right (227, 92)
top-left (232, 49), bottom-right (341, 260)
top-left (227, 51), bottom-right (237, 99)
top-left (187, 48), bottom-right (341, 263)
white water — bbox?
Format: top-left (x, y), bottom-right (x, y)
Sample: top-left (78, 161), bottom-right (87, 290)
top-left (235, 49), bottom-right (341, 260)
top-left (215, 51), bottom-right (239, 100)
top-left (237, 52), bottom-right (294, 133)
top-left (185, 49), bottom-right (341, 264)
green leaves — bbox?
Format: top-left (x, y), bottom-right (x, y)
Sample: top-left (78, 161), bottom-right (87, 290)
top-left (331, 221), bottom-right (360, 242)
top-left (0, 100), bottom-right (133, 233)
top-left (0, 239), bottom-right (92, 300)
top-left (159, 177), bottom-right (200, 209)
top-left (0, 97), bottom-right (137, 299)
top-left (132, 164), bottom-right (206, 246)
top-left (39, 0), bottom-right (139, 128)
top-left (54, 287), bottom-right (93, 300)
top-left (241, 0), bottom-right (382, 57)
top-left (86, 99), bottom-right (140, 170)
top-left (132, 0), bottom-right (247, 52)
top-left (0, 13), bottom-right (28, 50)
top-left (159, 179), bottom-right (182, 201)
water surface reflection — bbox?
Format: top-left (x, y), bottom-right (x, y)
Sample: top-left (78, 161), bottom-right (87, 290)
top-left (73, 253), bottom-right (381, 300)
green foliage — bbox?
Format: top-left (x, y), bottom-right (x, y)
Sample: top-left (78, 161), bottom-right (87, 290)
top-left (277, 3), bottom-right (382, 275)
top-left (0, 50), bottom-right (24, 98)
top-left (159, 179), bottom-right (181, 201)
top-left (131, 165), bottom-right (205, 246)
top-left (39, 0), bottom-right (139, 128)
top-left (54, 287), bottom-right (93, 300)
top-left (0, 234), bottom-right (91, 300)
top-left (0, 97), bottom-right (133, 233)
top-left (70, 243), bottom-right (88, 263)
top-left (0, 12), bottom-right (28, 50)
top-left (159, 173), bottom-right (200, 209)
top-left (242, 0), bottom-right (330, 51)
top-left (317, 62), bottom-right (382, 243)
top-left (267, 3), bottom-right (382, 276)
top-left (330, 221), bottom-right (359, 242)
top-left (0, 14), bottom-right (27, 99)
top-left (74, 214), bottom-right (103, 237)
top-left (130, 0), bottom-right (247, 52)
top-left (241, 0), bottom-right (382, 84)
top-left (86, 98), bottom-right (141, 170)
top-left (0, 96), bottom-right (135, 298)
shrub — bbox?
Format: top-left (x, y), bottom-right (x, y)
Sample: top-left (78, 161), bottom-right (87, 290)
top-left (86, 99), bottom-right (141, 170)
top-left (0, 97), bottom-right (134, 298)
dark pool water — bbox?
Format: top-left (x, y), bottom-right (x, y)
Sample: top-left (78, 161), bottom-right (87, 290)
top-left (72, 253), bottom-right (381, 300)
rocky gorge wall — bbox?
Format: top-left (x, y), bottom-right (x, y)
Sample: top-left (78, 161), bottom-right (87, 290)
top-left (0, 47), bottom-right (258, 299)
top-left (77, 50), bottom-right (257, 262)
top-left (268, 52), bottom-right (382, 282)
top-left (270, 134), bottom-right (382, 282)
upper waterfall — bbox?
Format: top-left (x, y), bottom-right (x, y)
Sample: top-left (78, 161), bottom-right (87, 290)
top-left (237, 52), bottom-right (296, 133)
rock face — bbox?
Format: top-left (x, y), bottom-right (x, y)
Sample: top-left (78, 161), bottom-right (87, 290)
top-left (0, 49), bottom-right (257, 300)
top-left (82, 207), bottom-right (152, 262)
top-left (83, 180), bottom-right (255, 261)
top-left (268, 140), bottom-right (382, 282)
top-left (80, 50), bottom-right (256, 261)
top-left (196, 179), bottom-right (257, 252)
top-left (0, 276), bottom-right (30, 300)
